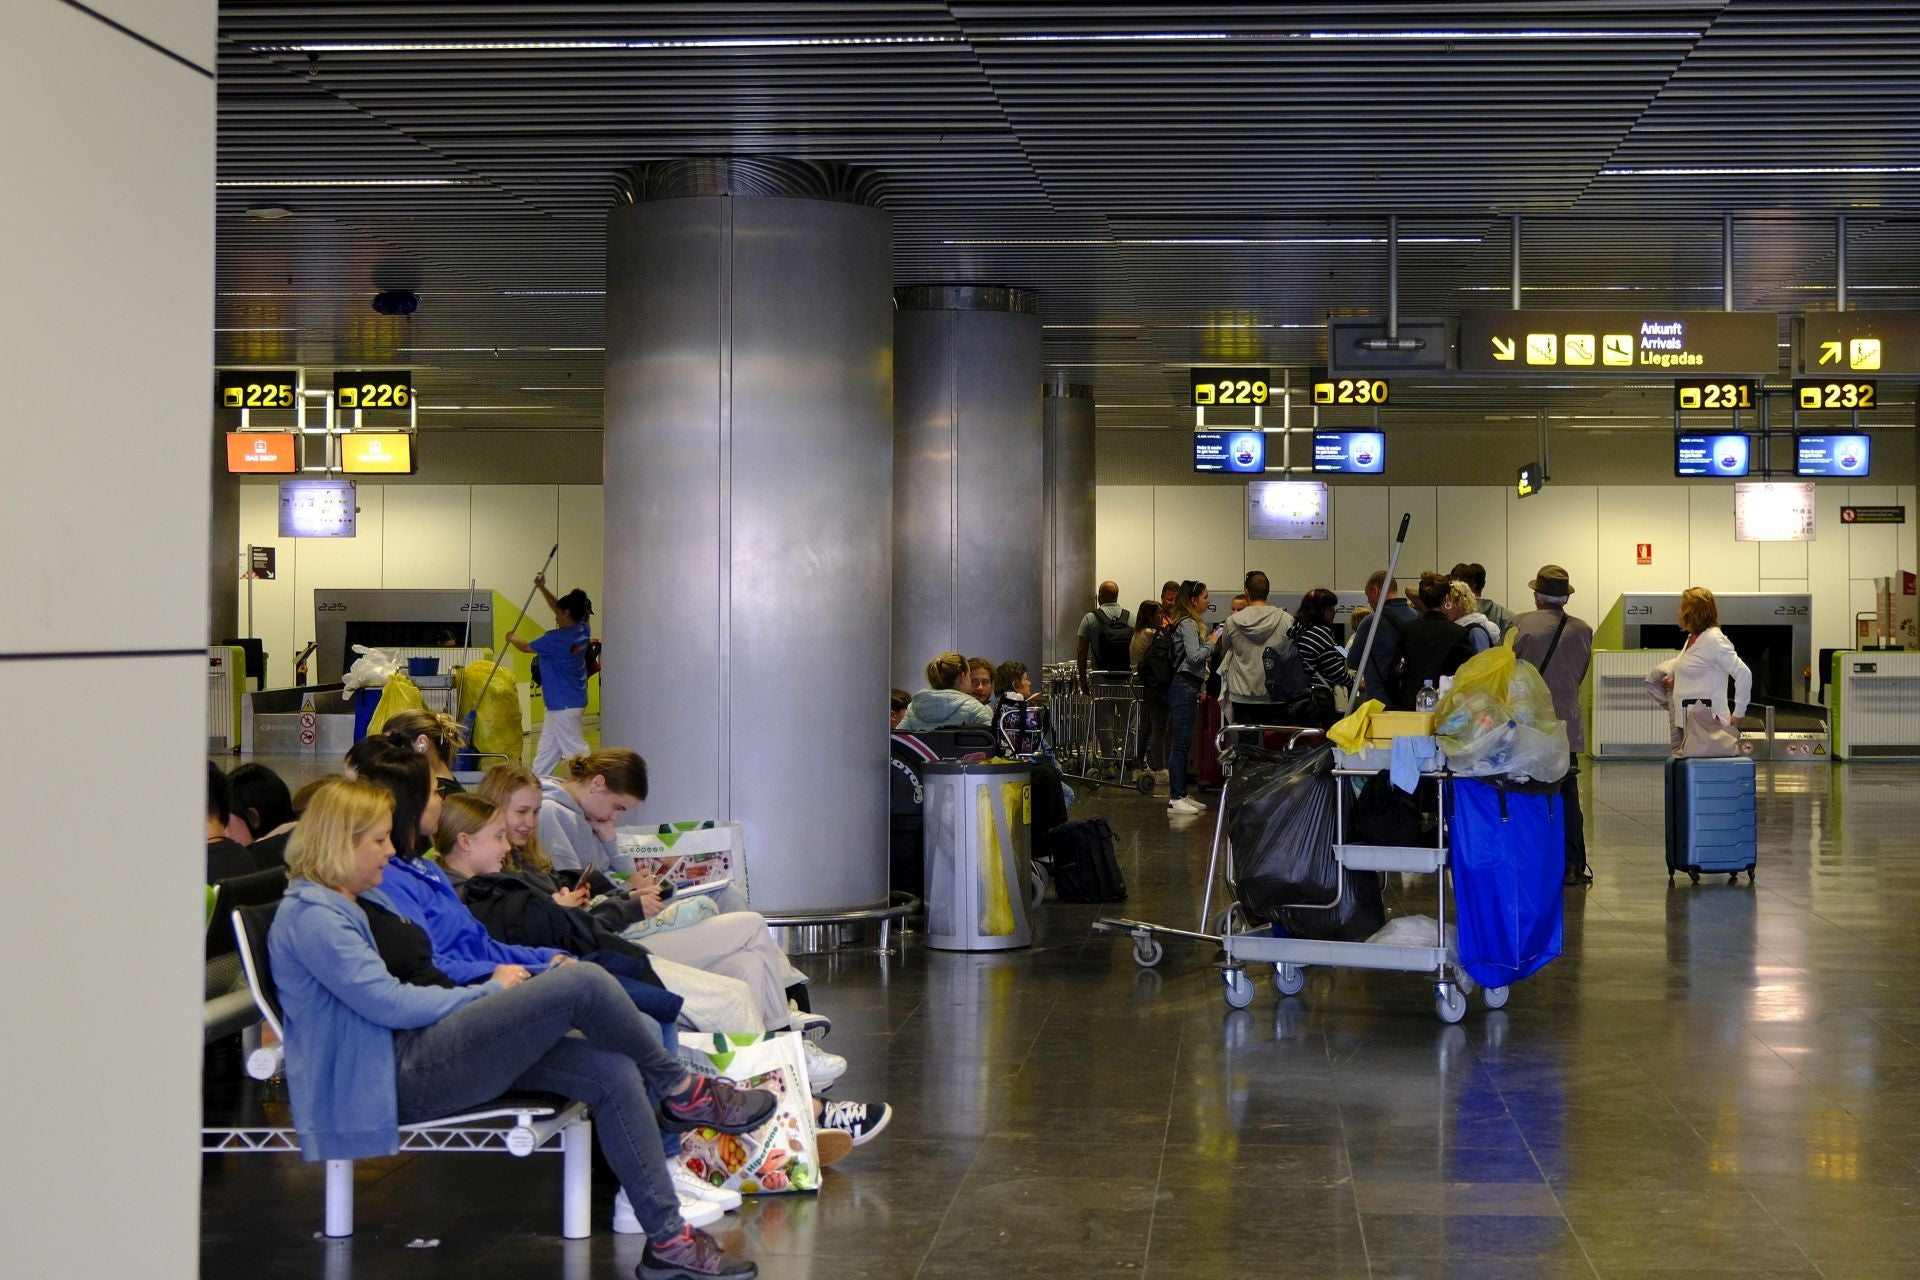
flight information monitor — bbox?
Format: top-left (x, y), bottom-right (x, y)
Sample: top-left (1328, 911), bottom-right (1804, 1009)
top-left (1794, 434), bottom-right (1871, 477)
top-left (1193, 430), bottom-right (1266, 474)
top-left (1675, 434), bottom-right (1752, 478)
top-left (1312, 431), bottom-right (1385, 474)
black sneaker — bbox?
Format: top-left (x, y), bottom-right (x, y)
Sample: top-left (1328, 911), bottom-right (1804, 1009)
top-left (639, 1227), bottom-right (757, 1279)
top-left (660, 1075), bottom-right (777, 1135)
top-left (1563, 866), bottom-right (1593, 887)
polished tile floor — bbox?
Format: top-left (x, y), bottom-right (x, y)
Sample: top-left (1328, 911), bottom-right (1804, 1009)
top-left (203, 759), bottom-right (1920, 1279)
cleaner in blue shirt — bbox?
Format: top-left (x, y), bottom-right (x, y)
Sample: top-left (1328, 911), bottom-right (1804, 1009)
top-left (508, 573), bottom-right (595, 776)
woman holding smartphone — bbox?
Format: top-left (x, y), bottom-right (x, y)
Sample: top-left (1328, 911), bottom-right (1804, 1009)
top-left (269, 776), bottom-right (770, 1275)
top-left (1165, 580), bottom-right (1221, 817)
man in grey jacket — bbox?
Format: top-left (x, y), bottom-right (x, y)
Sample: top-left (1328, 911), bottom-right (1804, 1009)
top-left (1510, 564), bottom-right (1595, 886)
top-left (1219, 571), bottom-right (1294, 724)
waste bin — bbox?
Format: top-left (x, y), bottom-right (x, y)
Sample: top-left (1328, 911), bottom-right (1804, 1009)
top-left (922, 761), bottom-right (1033, 952)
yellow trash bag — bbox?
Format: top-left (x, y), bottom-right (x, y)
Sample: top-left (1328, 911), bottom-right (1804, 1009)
top-left (366, 672), bottom-right (425, 735)
top-left (457, 661), bottom-right (526, 760)
top-left (1434, 645), bottom-right (1568, 781)
top-left (1327, 699), bottom-right (1385, 753)
top-left (977, 780), bottom-right (1017, 937)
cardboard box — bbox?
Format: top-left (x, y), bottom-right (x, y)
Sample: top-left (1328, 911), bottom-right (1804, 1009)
top-left (1365, 711), bottom-right (1435, 746)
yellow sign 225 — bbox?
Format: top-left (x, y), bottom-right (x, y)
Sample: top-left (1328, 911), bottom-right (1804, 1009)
top-left (1314, 378), bottom-right (1389, 406)
top-left (223, 382), bottom-right (295, 409)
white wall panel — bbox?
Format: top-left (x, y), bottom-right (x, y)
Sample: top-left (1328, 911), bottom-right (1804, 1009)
top-left (381, 485), bottom-right (471, 590)
top-left (557, 485), bottom-right (607, 616)
top-left (1504, 486), bottom-right (1597, 610)
top-left (1094, 484), bottom-right (1156, 614)
top-left (1387, 487), bottom-right (1440, 575)
top-left (290, 487), bottom-right (387, 660)
top-left (1758, 538), bottom-right (1809, 581)
top-left (1247, 514), bottom-right (1336, 604)
top-left (471, 485), bottom-right (559, 620)
top-left (0, 1), bottom-right (212, 652)
top-left (235, 485), bottom-right (297, 686)
top-left (1596, 486), bottom-right (1692, 606)
top-left (1687, 485), bottom-right (1757, 591)
top-left (1845, 484), bottom-right (1900, 582)
top-left (1332, 486), bottom-right (1393, 590)
top-left (1152, 486), bottom-right (1244, 605)
top-left (1435, 487), bottom-right (1510, 603)
top-left (1807, 485), bottom-right (1853, 657)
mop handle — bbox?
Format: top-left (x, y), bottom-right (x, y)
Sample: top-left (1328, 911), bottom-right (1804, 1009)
top-left (1351, 514), bottom-right (1411, 700)
top-left (469, 544), bottom-right (559, 717)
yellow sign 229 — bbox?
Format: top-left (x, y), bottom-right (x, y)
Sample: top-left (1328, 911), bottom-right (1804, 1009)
top-left (334, 370), bottom-right (412, 411)
top-left (1194, 377), bottom-right (1269, 406)
top-left (1314, 378), bottom-right (1388, 406)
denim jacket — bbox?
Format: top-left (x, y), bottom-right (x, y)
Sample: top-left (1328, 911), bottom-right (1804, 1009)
top-left (268, 878), bottom-right (497, 1160)
top-left (378, 854), bottom-right (563, 984)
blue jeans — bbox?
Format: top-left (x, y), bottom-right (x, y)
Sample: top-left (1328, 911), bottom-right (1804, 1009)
top-left (1167, 677), bottom-right (1200, 800)
top-left (585, 949), bottom-right (683, 1156)
top-left (392, 963), bottom-right (686, 1240)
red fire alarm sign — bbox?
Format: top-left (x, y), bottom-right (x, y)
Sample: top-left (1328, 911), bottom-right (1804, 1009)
top-left (1636, 543), bottom-right (1653, 566)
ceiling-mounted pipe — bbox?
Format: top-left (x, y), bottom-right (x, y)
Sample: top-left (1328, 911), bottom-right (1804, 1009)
top-left (1356, 213), bottom-right (1424, 352)
top-left (1539, 407), bottom-right (1551, 482)
top-left (1836, 214), bottom-right (1848, 312)
top-left (1510, 214), bottom-right (1522, 310)
top-left (1722, 214), bottom-right (1735, 312)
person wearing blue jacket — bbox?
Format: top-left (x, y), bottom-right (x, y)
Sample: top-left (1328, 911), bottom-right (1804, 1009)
top-left (269, 776), bottom-right (771, 1277)
top-left (1165, 580), bottom-right (1222, 817)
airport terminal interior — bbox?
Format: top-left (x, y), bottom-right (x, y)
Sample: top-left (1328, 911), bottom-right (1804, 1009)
top-left (10, 3), bottom-right (1920, 1278)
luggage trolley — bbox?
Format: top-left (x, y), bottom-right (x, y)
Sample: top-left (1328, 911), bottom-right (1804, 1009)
top-left (1043, 663), bottom-right (1154, 795)
top-left (1091, 723), bottom-right (1323, 964)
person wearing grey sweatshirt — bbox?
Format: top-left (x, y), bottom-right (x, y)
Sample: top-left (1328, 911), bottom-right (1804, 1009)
top-left (1218, 571), bottom-right (1295, 725)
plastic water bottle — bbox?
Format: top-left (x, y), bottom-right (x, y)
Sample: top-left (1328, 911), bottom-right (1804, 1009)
top-left (1415, 680), bottom-right (1439, 713)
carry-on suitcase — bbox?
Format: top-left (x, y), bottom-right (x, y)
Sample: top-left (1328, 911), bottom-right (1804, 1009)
top-left (1664, 756), bottom-right (1757, 885)
top-left (1195, 695), bottom-right (1226, 790)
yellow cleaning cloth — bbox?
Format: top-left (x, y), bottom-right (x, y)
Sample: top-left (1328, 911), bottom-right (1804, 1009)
top-left (1327, 699), bottom-right (1385, 752)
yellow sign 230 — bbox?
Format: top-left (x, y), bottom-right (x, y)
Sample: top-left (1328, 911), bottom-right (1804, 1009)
top-left (1314, 378), bottom-right (1389, 406)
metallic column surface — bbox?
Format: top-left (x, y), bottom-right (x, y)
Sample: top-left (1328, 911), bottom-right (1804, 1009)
top-left (892, 285), bottom-right (1044, 690)
top-left (209, 426), bottom-right (239, 645)
top-left (603, 159), bottom-right (891, 914)
top-left (1042, 378), bottom-right (1096, 663)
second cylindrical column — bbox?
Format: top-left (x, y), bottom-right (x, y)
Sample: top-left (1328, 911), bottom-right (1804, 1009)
top-left (892, 285), bottom-right (1044, 691)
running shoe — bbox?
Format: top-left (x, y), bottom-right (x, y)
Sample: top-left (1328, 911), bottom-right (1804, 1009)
top-left (638, 1226), bottom-right (758, 1279)
top-left (818, 1099), bottom-right (892, 1147)
top-left (802, 1039), bottom-right (847, 1093)
top-left (671, 1159), bottom-right (743, 1211)
top-left (614, 1187), bottom-right (722, 1234)
top-left (660, 1075), bottom-right (777, 1135)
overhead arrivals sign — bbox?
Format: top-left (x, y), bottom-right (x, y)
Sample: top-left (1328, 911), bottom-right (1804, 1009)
top-left (1458, 310), bottom-right (1779, 376)
top-left (1799, 313), bottom-right (1920, 376)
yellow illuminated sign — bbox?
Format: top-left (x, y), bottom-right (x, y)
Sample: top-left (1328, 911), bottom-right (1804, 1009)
top-left (1603, 334), bottom-right (1635, 366)
top-left (340, 433), bottom-right (415, 474)
top-left (1189, 367), bottom-right (1270, 407)
top-left (334, 370), bottom-right (412, 410)
top-left (1674, 380), bottom-right (1756, 412)
top-left (1563, 334), bottom-right (1595, 366)
top-left (217, 371), bottom-right (297, 410)
top-left (1849, 338), bottom-right (1881, 370)
top-left (1526, 333), bottom-right (1558, 365)
top-left (1312, 378), bottom-right (1388, 406)
top-left (1795, 379), bottom-right (1876, 410)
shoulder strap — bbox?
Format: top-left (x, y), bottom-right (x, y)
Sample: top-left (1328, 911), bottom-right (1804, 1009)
top-left (1538, 612), bottom-right (1572, 673)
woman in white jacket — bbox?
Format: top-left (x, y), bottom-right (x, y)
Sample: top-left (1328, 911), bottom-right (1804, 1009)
top-left (1647, 587), bottom-right (1752, 745)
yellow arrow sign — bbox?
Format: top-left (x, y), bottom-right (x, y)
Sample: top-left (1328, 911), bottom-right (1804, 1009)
top-left (1819, 340), bottom-right (1842, 366)
top-left (1492, 335), bottom-right (1516, 361)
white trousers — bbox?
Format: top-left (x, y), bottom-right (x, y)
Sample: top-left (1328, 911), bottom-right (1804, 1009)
top-left (531, 705), bottom-right (588, 776)
top-left (640, 911), bottom-right (806, 1032)
top-left (649, 956), bottom-right (763, 1034)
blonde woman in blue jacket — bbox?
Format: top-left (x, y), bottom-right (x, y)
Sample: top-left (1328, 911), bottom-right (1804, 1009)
top-left (269, 777), bottom-right (771, 1278)
top-left (1165, 580), bottom-right (1223, 816)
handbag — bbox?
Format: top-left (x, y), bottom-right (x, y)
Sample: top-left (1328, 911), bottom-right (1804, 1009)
top-left (1675, 701), bottom-right (1743, 759)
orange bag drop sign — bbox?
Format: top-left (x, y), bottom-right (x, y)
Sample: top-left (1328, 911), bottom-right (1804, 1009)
top-left (226, 432), bottom-right (298, 474)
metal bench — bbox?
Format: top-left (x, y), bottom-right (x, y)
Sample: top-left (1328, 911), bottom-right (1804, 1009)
top-left (207, 903), bottom-right (594, 1238)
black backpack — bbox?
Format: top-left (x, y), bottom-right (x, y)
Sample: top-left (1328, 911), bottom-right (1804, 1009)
top-left (1261, 634), bottom-right (1313, 702)
top-left (1043, 817), bottom-right (1127, 903)
top-left (1091, 608), bottom-right (1133, 671)
top-left (1137, 630), bottom-right (1176, 688)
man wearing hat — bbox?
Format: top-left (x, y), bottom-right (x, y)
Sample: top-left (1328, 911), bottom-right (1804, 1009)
top-left (1511, 566), bottom-right (1594, 886)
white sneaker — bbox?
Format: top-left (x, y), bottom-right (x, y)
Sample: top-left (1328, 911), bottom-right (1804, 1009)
top-left (671, 1158), bottom-right (743, 1210)
top-left (614, 1186), bottom-right (722, 1234)
top-left (788, 1003), bottom-right (832, 1040)
top-left (1168, 797), bottom-right (1203, 815)
top-left (802, 1037), bottom-right (848, 1093)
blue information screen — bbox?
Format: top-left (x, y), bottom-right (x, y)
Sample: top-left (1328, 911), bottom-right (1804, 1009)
top-left (1313, 431), bottom-right (1385, 475)
top-left (1795, 434), bottom-right (1871, 477)
top-left (1194, 430), bottom-right (1266, 474)
top-left (1675, 434), bottom-right (1751, 478)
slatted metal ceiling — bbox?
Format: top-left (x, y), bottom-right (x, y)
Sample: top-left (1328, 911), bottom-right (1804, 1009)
top-left (213, 2), bottom-right (1920, 437)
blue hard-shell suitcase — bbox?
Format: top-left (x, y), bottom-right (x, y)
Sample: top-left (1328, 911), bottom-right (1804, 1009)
top-left (1664, 756), bottom-right (1757, 885)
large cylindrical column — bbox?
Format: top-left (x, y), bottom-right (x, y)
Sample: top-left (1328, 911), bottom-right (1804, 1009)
top-left (892, 285), bottom-right (1044, 690)
top-left (1042, 377), bottom-right (1096, 665)
top-left (603, 158), bottom-right (892, 914)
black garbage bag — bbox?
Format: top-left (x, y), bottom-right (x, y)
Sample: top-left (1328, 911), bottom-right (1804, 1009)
top-left (1226, 744), bottom-right (1386, 941)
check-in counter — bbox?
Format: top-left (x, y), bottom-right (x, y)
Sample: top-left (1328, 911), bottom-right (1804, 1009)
top-left (1830, 651), bottom-right (1920, 759)
top-left (1590, 649), bottom-right (1680, 758)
